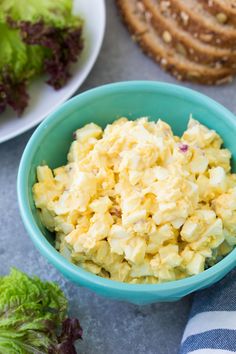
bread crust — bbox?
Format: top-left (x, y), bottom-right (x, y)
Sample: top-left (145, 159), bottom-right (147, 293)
top-left (116, 0), bottom-right (234, 85)
top-left (198, 0), bottom-right (236, 27)
top-left (167, 0), bottom-right (236, 49)
top-left (142, 0), bottom-right (236, 68)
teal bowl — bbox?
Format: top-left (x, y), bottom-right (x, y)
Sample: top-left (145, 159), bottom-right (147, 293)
top-left (18, 81), bottom-right (236, 304)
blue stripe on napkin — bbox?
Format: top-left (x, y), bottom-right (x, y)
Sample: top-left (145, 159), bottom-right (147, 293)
top-left (181, 329), bottom-right (236, 354)
top-left (180, 269), bottom-right (236, 354)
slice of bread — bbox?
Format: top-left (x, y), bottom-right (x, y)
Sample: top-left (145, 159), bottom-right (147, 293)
top-left (142, 0), bottom-right (236, 68)
top-left (167, 0), bottom-right (236, 48)
top-left (198, 0), bottom-right (236, 27)
top-left (116, 0), bottom-right (234, 85)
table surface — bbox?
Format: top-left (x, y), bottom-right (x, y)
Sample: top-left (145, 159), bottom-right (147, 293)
top-left (1, 1), bottom-right (236, 353)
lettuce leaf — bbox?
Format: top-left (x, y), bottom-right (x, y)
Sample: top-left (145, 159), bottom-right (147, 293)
top-left (0, 23), bottom-right (44, 114)
top-left (15, 20), bottom-right (83, 90)
top-left (0, 0), bottom-right (81, 28)
top-left (0, 22), bottom-right (44, 79)
top-left (0, 269), bottom-right (82, 354)
top-left (0, 0), bottom-right (83, 115)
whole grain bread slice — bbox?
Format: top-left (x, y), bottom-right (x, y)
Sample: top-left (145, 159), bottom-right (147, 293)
top-left (167, 0), bottom-right (236, 48)
top-left (116, 0), bottom-right (234, 85)
top-left (142, 0), bottom-right (236, 68)
top-left (198, 0), bottom-right (236, 27)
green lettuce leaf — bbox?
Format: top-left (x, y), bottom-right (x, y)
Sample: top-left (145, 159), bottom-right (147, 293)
top-left (0, 0), bottom-right (82, 28)
top-left (0, 269), bottom-right (82, 354)
top-left (0, 22), bottom-right (44, 80)
top-left (0, 22), bottom-right (45, 114)
top-left (0, 0), bottom-right (83, 115)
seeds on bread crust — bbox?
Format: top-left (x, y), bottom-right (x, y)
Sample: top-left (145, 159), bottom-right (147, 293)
top-left (167, 0), bottom-right (236, 48)
top-left (198, 0), bottom-right (236, 27)
top-left (116, 0), bottom-right (234, 85)
top-left (142, 0), bottom-right (236, 68)
top-left (216, 12), bottom-right (228, 24)
top-left (162, 31), bottom-right (172, 43)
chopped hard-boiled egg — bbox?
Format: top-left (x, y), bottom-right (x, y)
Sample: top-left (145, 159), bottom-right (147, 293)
top-left (33, 117), bottom-right (236, 283)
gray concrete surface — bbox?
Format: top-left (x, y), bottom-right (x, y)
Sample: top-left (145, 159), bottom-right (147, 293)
top-left (1, 1), bottom-right (236, 353)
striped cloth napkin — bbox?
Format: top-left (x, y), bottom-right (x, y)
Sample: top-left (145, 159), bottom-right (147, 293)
top-left (180, 268), bottom-right (236, 354)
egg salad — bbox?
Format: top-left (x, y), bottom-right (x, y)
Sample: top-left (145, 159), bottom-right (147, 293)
top-left (33, 117), bottom-right (236, 284)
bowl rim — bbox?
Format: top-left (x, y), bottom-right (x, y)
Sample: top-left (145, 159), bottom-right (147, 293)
top-left (17, 80), bottom-right (236, 294)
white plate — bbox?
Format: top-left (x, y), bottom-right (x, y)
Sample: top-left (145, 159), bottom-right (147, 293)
top-left (0, 0), bottom-right (106, 143)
